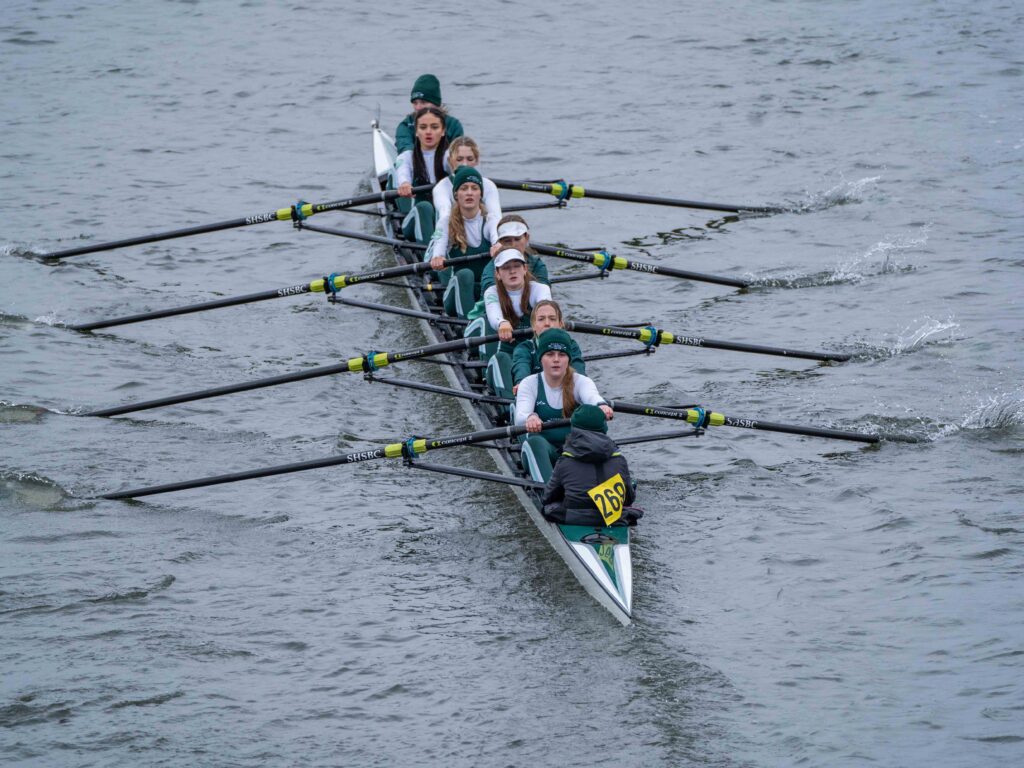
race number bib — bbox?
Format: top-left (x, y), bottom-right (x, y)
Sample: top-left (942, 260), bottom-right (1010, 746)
top-left (587, 473), bottom-right (627, 526)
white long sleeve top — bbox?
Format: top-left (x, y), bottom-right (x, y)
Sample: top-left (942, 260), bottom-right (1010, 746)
top-left (428, 175), bottom-right (502, 259)
top-left (483, 281), bottom-right (552, 330)
top-left (393, 148), bottom-right (450, 187)
top-left (514, 372), bottom-right (606, 426)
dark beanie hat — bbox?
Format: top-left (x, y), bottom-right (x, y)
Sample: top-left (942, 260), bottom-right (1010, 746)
top-left (410, 74), bottom-right (442, 106)
top-left (451, 165), bottom-right (483, 194)
top-left (536, 328), bottom-right (572, 358)
top-left (571, 404), bottom-right (608, 433)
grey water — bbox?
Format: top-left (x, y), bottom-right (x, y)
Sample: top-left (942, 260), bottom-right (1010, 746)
top-left (2, 1), bottom-right (1022, 765)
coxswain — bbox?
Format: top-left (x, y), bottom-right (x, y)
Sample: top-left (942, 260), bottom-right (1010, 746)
top-left (480, 214), bottom-right (549, 292)
top-left (395, 74), bottom-right (464, 154)
top-left (502, 299), bottom-right (585, 395)
top-left (541, 404), bottom-right (639, 527)
top-left (514, 328), bottom-right (613, 482)
top-left (426, 137), bottom-right (502, 263)
top-left (430, 165), bottom-right (492, 318)
top-left (394, 106), bottom-right (449, 247)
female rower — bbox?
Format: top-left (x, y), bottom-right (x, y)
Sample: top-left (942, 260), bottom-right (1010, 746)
top-left (486, 298), bottom-right (583, 401)
top-left (480, 214), bottom-right (549, 293)
top-left (514, 328), bottom-right (613, 483)
top-left (426, 137), bottom-right (502, 265)
top-left (541, 404), bottom-right (639, 527)
top-left (394, 106), bottom-right (449, 246)
top-left (395, 74), bottom-right (464, 154)
top-left (431, 165), bottom-right (492, 318)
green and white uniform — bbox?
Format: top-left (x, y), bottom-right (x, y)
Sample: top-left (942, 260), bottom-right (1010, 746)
top-left (442, 212), bottom-right (491, 319)
top-left (393, 148), bottom-right (449, 245)
top-left (514, 371), bottom-right (608, 482)
top-left (395, 113), bottom-right (463, 154)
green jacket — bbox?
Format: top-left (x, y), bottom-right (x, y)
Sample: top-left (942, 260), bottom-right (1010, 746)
top-left (511, 337), bottom-right (586, 386)
top-left (395, 114), bottom-right (464, 154)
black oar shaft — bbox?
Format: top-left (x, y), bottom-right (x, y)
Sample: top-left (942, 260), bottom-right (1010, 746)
top-left (102, 419), bottom-right (570, 499)
top-left (69, 254), bottom-right (483, 332)
top-left (84, 329), bottom-right (532, 417)
top-left (609, 400), bottom-right (879, 444)
top-left (43, 186), bottom-right (433, 260)
top-left (491, 179), bottom-right (780, 214)
top-left (532, 243), bottom-right (748, 289)
top-left (297, 222), bottom-right (428, 250)
top-left (70, 285), bottom-right (308, 332)
top-left (565, 321), bottom-right (850, 363)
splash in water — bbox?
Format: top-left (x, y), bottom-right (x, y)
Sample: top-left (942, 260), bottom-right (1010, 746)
top-left (789, 174), bottom-right (881, 214)
top-left (753, 225), bottom-right (928, 289)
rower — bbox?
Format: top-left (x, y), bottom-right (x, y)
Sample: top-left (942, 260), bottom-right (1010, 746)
top-left (486, 298), bottom-right (582, 401)
top-left (395, 74), bottom-right (464, 154)
top-left (514, 328), bottom-right (614, 483)
top-left (426, 137), bottom-right (502, 264)
top-left (541, 404), bottom-right (640, 527)
top-left (480, 214), bottom-right (549, 292)
top-left (394, 106), bottom-right (449, 247)
top-left (429, 165), bottom-right (492, 318)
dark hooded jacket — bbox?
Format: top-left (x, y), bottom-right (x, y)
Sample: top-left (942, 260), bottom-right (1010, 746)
top-left (541, 427), bottom-right (639, 526)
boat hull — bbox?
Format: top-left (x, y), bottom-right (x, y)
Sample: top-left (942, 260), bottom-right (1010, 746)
top-left (370, 123), bottom-right (632, 624)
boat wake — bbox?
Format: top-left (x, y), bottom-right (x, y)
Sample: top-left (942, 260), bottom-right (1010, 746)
top-left (750, 226), bottom-right (928, 289)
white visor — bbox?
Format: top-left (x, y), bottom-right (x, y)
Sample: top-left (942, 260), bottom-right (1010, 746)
top-left (493, 249), bottom-right (527, 269)
top-left (496, 221), bottom-right (529, 239)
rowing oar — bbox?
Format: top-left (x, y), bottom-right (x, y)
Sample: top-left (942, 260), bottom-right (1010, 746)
top-left (532, 243), bottom-right (748, 289)
top-left (565, 321), bottom-right (850, 363)
top-left (100, 420), bottom-right (570, 500)
top-left (608, 401), bottom-right (879, 444)
top-left (82, 329), bottom-right (532, 417)
top-left (41, 185), bottom-right (434, 260)
top-left (67, 253), bottom-right (483, 332)
top-left (492, 179), bottom-right (782, 215)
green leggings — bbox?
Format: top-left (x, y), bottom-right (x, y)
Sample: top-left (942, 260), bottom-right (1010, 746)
top-left (520, 435), bottom-right (559, 483)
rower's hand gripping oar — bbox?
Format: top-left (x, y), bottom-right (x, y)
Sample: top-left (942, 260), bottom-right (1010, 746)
top-left (100, 419), bottom-right (571, 500)
top-left (608, 401), bottom-right (879, 444)
top-left (41, 185), bottom-right (434, 260)
top-left (82, 328), bottom-right (533, 418)
top-left (532, 243), bottom-right (749, 290)
top-left (68, 252), bottom-right (483, 332)
top-left (492, 179), bottom-right (783, 215)
top-left (565, 321), bottom-right (850, 363)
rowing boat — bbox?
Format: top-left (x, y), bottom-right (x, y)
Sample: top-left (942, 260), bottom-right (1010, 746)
top-left (370, 122), bottom-right (634, 625)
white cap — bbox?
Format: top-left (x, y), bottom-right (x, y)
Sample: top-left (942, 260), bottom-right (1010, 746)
top-left (493, 249), bottom-right (527, 269)
top-left (496, 220), bottom-right (529, 239)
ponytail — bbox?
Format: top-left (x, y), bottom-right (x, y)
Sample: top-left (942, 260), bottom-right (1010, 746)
top-left (561, 366), bottom-right (577, 417)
